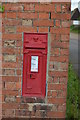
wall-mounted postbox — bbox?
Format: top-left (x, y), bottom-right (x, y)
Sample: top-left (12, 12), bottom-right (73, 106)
top-left (22, 33), bottom-right (48, 97)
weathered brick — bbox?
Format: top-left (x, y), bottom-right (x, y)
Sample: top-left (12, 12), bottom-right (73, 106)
top-left (22, 20), bottom-right (32, 26)
top-left (4, 40), bottom-right (15, 47)
top-left (62, 4), bottom-right (71, 13)
top-left (3, 4), bottom-right (23, 11)
top-left (2, 47), bottom-right (21, 54)
top-left (24, 4), bottom-right (34, 11)
top-left (61, 21), bottom-right (70, 28)
top-left (5, 96), bottom-right (16, 102)
top-left (5, 26), bottom-right (16, 33)
top-left (3, 19), bottom-right (22, 26)
top-left (4, 109), bottom-right (15, 117)
top-left (4, 55), bottom-right (16, 62)
top-left (5, 82), bottom-right (17, 90)
top-left (3, 69), bottom-right (15, 75)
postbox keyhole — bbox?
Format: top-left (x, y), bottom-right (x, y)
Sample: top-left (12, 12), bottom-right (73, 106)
top-left (30, 74), bottom-right (32, 78)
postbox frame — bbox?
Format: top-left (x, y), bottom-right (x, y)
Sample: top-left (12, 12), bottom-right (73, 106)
top-left (22, 33), bottom-right (48, 98)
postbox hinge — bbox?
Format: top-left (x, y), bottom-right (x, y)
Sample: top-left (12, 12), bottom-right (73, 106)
top-left (0, 6), bottom-right (5, 13)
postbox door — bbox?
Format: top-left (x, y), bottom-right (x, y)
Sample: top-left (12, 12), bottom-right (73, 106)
top-left (23, 50), bottom-right (45, 97)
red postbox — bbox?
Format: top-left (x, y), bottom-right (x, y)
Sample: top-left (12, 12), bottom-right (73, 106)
top-left (22, 33), bottom-right (48, 97)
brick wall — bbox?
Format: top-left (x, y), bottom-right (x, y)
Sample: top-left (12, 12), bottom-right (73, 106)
top-left (2, 2), bottom-right (71, 118)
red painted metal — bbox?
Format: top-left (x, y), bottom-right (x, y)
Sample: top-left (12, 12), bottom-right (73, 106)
top-left (22, 33), bottom-right (48, 97)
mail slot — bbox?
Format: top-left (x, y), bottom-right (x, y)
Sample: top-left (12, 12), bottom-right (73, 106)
top-left (22, 33), bottom-right (48, 97)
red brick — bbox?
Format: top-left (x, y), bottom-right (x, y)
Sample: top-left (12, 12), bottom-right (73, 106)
top-left (61, 34), bottom-right (70, 42)
top-left (3, 103), bottom-right (19, 109)
top-left (2, 13), bottom-right (5, 18)
top-left (2, 76), bottom-right (19, 82)
top-left (50, 56), bottom-right (69, 62)
top-left (56, 4), bottom-right (61, 13)
top-left (57, 104), bottom-right (66, 111)
top-left (50, 48), bottom-right (60, 56)
top-left (39, 13), bottom-right (49, 19)
top-left (50, 27), bottom-right (70, 34)
top-left (60, 63), bottom-right (68, 71)
top-left (52, 91), bottom-right (57, 98)
top-left (47, 111), bottom-right (65, 118)
top-left (55, 20), bottom-right (61, 27)
top-left (16, 69), bottom-right (21, 75)
top-left (2, 34), bottom-right (22, 40)
top-left (60, 49), bottom-right (69, 56)
top-left (2, 62), bottom-right (22, 68)
top-left (51, 41), bottom-right (69, 49)
top-left (38, 27), bottom-right (48, 33)
top-left (53, 77), bottom-right (59, 83)
top-left (35, 4), bottom-right (55, 12)
top-left (49, 71), bottom-right (68, 77)
top-left (48, 77), bottom-right (53, 83)
top-left (16, 82), bottom-right (21, 89)
top-left (33, 20), bottom-right (54, 26)
top-left (16, 40), bottom-right (22, 47)
top-left (48, 98), bottom-right (66, 104)
top-left (51, 13), bottom-right (71, 20)
top-left (2, 90), bottom-right (19, 96)
top-left (47, 91), bottom-right (52, 96)
top-left (59, 77), bottom-right (68, 84)
top-left (48, 84), bottom-right (66, 90)
top-left (55, 34), bottom-right (61, 41)
top-left (17, 12), bottom-right (38, 19)
top-left (57, 91), bottom-right (67, 98)
top-left (6, 12), bottom-right (16, 19)
top-left (17, 26), bottom-right (37, 33)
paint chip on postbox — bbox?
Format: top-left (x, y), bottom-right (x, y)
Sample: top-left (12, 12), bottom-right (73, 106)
top-left (31, 56), bottom-right (38, 72)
